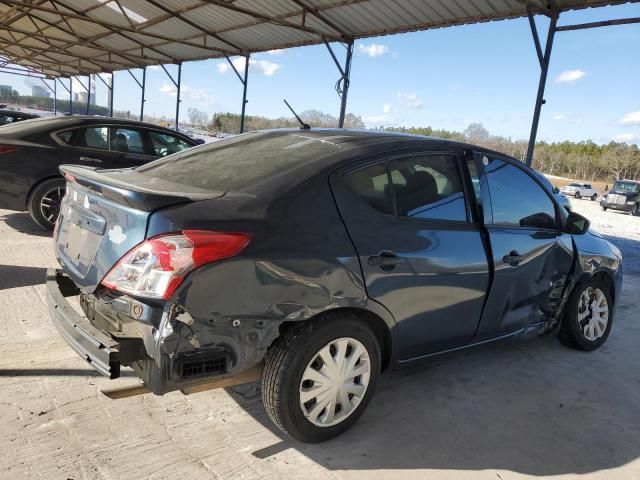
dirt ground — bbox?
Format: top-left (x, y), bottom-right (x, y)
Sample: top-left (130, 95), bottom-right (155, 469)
top-left (1, 201), bottom-right (640, 480)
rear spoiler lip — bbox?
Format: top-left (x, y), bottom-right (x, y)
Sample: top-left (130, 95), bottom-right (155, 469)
top-left (59, 164), bottom-right (223, 212)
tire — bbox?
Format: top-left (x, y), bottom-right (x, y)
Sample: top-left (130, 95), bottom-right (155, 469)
top-left (558, 277), bottom-right (613, 351)
top-left (575, 192), bottom-right (581, 199)
top-left (262, 313), bottom-right (381, 443)
top-left (27, 178), bottom-right (66, 230)
top-left (591, 194), bottom-right (597, 201)
top-left (602, 207), bottom-right (607, 211)
top-left (631, 203), bottom-right (640, 217)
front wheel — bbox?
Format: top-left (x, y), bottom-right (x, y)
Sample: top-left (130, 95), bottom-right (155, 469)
top-left (575, 192), bottom-right (581, 199)
top-left (591, 194), bottom-right (597, 201)
top-left (631, 203), bottom-right (640, 216)
top-left (262, 313), bottom-right (381, 443)
top-left (558, 278), bottom-right (613, 351)
top-left (602, 207), bottom-right (607, 211)
top-left (27, 178), bottom-right (66, 230)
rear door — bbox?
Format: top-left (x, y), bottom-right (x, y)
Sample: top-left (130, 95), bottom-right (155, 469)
top-left (331, 149), bottom-right (490, 360)
top-left (473, 153), bottom-right (574, 340)
top-left (70, 125), bottom-right (156, 168)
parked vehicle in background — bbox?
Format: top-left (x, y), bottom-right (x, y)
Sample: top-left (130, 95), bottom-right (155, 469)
top-left (535, 171), bottom-right (572, 212)
top-left (0, 116), bottom-right (199, 229)
top-left (47, 130), bottom-right (622, 443)
top-left (600, 180), bottom-right (640, 215)
top-left (0, 109), bottom-right (39, 125)
top-left (560, 182), bottom-right (598, 200)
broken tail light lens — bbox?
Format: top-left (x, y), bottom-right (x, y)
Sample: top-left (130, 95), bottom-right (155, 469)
top-left (101, 230), bottom-right (250, 300)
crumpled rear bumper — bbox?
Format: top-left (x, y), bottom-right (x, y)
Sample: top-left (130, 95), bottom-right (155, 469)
top-left (46, 268), bottom-right (145, 379)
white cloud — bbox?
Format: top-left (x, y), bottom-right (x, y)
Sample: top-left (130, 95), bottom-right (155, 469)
top-left (357, 43), bottom-right (389, 58)
top-left (148, 65), bottom-right (161, 70)
top-left (267, 49), bottom-right (285, 56)
top-left (383, 104), bottom-right (391, 113)
top-left (217, 57), bottom-right (280, 76)
top-left (159, 83), bottom-right (217, 105)
top-left (614, 133), bottom-right (637, 143)
top-left (618, 110), bottom-right (640, 126)
top-left (553, 114), bottom-right (566, 120)
top-left (555, 69), bottom-right (586, 84)
top-left (397, 91), bottom-right (423, 109)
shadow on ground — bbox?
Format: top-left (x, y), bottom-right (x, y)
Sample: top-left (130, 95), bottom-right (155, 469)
top-left (224, 276), bottom-right (640, 477)
top-left (1, 211), bottom-right (50, 237)
top-left (0, 264), bottom-right (47, 290)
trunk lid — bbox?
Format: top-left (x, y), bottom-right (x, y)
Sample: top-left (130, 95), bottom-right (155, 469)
top-left (55, 165), bottom-right (223, 292)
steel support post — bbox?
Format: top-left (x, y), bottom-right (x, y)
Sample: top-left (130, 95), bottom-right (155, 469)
top-left (109, 74), bottom-right (114, 117)
top-left (525, 13), bottom-right (558, 167)
top-left (223, 54), bottom-right (250, 133)
top-left (68, 78), bottom-right (73, 114)
top-left (175, 63), bottom-right (182, 131)
top-left (86, 74), bottom-right (91, 114)
top-left (161, 63), bottom-right (181, 130)
top-left (140, 67), bottom-right (146, 121)
top-left (324, 40), bottom-right (354, 128)
top-left (240, 55), bottom-right (249, 133)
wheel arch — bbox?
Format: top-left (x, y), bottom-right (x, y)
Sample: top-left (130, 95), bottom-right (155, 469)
top-left (25, 174), bottom-right (64, 209)
top-left (279, 306), bottom-right (394, 372)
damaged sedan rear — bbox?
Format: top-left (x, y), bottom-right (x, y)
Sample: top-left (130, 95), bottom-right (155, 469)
top-left (48, 129), bottom-right (622, 443)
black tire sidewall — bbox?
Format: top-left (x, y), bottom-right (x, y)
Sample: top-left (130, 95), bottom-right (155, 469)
top-left (270, 316), bottom-right (381, 443)
top-left (27, 178), bottom-right (65, 230)
top-left (562, 278), bottom-right (613, 351)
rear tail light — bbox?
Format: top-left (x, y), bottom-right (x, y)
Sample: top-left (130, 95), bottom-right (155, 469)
top-left (101, 230), bottom-right (250, 300)
top-left (0, 145), bottom-right (17, 155)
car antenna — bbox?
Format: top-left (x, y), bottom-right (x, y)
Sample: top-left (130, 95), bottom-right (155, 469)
top-left (283, 99), bottom-right (310, 130)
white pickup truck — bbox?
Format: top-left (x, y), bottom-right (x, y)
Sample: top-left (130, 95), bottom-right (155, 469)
top-left (560, 182), bottom-right (598, 200)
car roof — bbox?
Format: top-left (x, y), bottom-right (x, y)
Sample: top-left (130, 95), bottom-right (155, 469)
top-left (0, 114), bottom-right (194, 139)
top-left (0, 109), bottom-right (39, 117)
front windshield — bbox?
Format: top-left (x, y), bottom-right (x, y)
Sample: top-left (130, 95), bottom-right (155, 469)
top-left (612, 181), bottom-right (640, 193)
top-left (568, 183), bottom-right (581, 187)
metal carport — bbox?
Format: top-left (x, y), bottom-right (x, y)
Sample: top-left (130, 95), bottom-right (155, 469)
top-left (0, 0), bottom-right (639, 165)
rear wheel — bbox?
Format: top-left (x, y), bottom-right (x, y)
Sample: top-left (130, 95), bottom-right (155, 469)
top-left (558, 278), bottom-right (613, 351)
top-left (602, 207), bottom-right (607, 211)
top-left (262, 313), bottom-right (381, 443)
top-left (27, 178), bottom-right (66, 230)
top-left (591, 193), bottom-right (597, 201)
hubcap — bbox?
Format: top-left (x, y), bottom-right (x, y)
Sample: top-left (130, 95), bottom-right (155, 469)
top-left (578, 287), bottom-right (609, 341)
top-left (299, 337), bottom-right (371, 428)
top-left (40, 186), bottom-right (65, 224)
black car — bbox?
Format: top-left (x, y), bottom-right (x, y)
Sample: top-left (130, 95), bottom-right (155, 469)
top-left (0, 116), bottom-right (199, 229)
top-left (600, 179), bottom-right (640, 215)
top-left (0, 108), bottom-right (39, 125)
top-left (47, 130), bottom-right (622, 443)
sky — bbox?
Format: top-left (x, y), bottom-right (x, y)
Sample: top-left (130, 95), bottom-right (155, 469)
top-left (1, 3), bottom-right (639, 145)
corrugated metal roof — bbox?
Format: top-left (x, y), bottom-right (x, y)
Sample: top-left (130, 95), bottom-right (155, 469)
top-left (0, 0), bottom-right (636, 77)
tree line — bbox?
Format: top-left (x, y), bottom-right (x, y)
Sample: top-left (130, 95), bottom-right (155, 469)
top-left (384, 123), bottom-right (640, 182)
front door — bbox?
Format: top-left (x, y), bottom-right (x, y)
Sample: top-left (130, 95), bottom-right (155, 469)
top-left (331, 150), bottom-right (490, 360)
top-left (473, 154), bottom-right (574, 340)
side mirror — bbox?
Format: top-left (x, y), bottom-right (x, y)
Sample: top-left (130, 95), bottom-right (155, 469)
top-left (194, 138), bottom-right (205, 145)
top-left (564, 211), bottom-right (590, 235)
top-left (552, 186), bottom-right (560, 194)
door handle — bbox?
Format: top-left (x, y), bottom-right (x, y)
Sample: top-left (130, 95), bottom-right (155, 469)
top-left (503, 251), bottom-right (524, 266)
top-left (79, 156), bottom-right (102, 163)
top-left (368, 250), bottom-right (404, 269)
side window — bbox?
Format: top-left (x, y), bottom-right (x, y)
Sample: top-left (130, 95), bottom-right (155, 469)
top-left (56, 129), bottom-right (75, 145)
top-left (82, 126), bottom-right (109, 150)
top-left (343, 163), bottom-right (393, 215)
top-left (466, 157), bottom-right (481, 204)
top-left (149, 131), bottom-right (193, 157)
top-left (0, 115), bottom-right (12, 125)
top-left (110, 127), bottom-right (145, 155)
top-left (389, 154), bottom-right (467, 222)
top-left (483, 157), bottom-right (557, 229)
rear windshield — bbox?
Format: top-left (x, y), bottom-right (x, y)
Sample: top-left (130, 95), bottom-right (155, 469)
top-left (612, 181), bottom-right (640, 193)
top-left (568, 183), bottom-right (581, 187)
top-left (137, 132), bottom-right (341, 192)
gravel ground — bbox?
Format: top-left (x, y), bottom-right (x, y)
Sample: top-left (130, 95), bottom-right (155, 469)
top-left (1, 207), bottom-right (639, 480)
top-left (568, 197), bottom-right (640, 275)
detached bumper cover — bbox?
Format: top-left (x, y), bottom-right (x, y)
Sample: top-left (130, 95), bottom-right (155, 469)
top-left (47, 268), bottom-right (143, 379)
